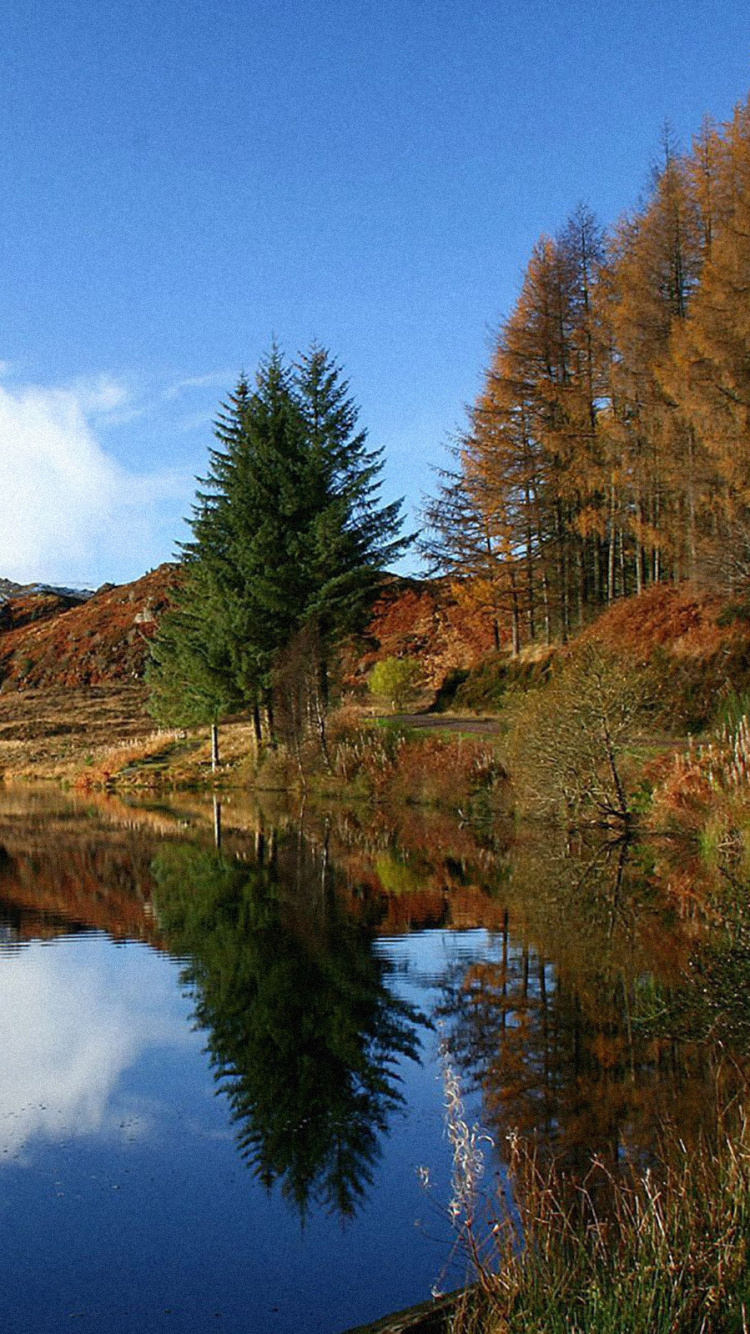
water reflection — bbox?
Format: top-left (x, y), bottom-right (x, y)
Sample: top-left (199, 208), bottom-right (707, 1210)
top-left (438, 829), bottom-right (750, 1178)
top-left (0, 788), bottom-right (748, 1213)
top-left (152, 829), bottom-right (425, 1218)
top-left (0, 937), bottom-right (197, 1158)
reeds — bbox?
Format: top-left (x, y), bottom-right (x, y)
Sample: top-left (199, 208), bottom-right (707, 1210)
top-left (451, 1118), bottom-right (750, 1333)
top-left (330, 723), bottom-right (502, 808)
top-left (649, 714), bottom-right (750, 851)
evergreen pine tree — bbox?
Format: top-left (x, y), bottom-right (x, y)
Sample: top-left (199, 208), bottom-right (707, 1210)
top-left (292, 345), bottom-right (409, 704)
top-left (148, 345), bottom-right (408, 749)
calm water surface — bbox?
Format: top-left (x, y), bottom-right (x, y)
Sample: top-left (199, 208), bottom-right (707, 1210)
top-left (0, 791), bottom-right (745, 1332)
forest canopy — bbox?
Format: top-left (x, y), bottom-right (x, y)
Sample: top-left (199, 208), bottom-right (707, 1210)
top-left (424, 99), bottom-right (750, 653)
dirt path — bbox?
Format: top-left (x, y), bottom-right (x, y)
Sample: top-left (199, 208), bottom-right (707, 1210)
top-left (385, 712), bottom-right (501, 735)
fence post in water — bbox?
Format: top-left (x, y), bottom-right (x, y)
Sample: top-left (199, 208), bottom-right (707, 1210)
top-left (213, 797), bottom-right (222, 850)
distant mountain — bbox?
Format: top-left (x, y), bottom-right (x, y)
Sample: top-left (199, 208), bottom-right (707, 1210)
top-left (0, 578), bottom-right (95, 603)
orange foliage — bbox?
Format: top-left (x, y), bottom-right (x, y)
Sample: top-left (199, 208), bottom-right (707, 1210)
top-left (344, 576), bottom-right (497, 693)
top-left (582, 583), bottom-right (728, 660)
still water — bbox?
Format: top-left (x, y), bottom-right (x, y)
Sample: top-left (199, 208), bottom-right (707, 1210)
top-left (0, 790), bottom-right (745, 1332)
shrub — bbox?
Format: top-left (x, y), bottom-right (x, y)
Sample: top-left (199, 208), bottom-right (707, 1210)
top-left (368, 657), bottom-right (424, 712)
top-left (649, 714), bottom-right (750, 848)
top-left (505, 644), bottom-right (651, 826)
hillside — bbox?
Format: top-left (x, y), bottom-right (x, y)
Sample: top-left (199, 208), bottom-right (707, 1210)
top-left (0, 565), bottom-right (179, 689)
top-left (0, 567), bottom-right (493, 696)
top-left (345, 576), bottom-right (497, 692)
top-left (2, 567), bottom-right (750, 792)
top-left (2, 565), bottom-right (749, 724)
top-left (584, 583), bottom-right (750, 728)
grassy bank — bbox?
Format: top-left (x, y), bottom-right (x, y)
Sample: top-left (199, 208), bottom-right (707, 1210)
top-left (0, 684), bottom-right (506, 814)
top-left (451, 1118), bottom-right (750, 1334)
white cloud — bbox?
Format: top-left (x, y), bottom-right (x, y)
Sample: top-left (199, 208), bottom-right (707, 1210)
top-left (164, 371), bottom-right (231, 401)
top-left (0, 941), bottom-right (197, 1160)
top-left (0, 378), bottom-right (189, 586)
top-left (72, 375), bottom-right (131, 416)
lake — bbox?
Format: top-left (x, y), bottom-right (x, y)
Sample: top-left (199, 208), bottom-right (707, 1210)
top-left (0, 789), bottom-right (745, 1333)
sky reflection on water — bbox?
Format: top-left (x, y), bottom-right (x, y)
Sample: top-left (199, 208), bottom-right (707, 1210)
top-left (0, 792), bottom-right (747, 1332)
top-left (0, 916), bottom-right (467, 1332)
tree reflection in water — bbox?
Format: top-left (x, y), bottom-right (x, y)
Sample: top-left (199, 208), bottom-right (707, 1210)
top-left (438, 829), bottom-right (750, 1180)
top-left (152, 828), bottom-right (424, 1220)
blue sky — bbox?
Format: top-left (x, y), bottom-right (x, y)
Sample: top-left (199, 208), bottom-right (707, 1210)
top-left (1, 0), bottom-right (749, 586)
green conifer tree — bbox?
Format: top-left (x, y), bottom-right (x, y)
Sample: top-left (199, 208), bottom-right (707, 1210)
top-left (148, 345), bottom-right (408, 750)
top-left (292, 345), bottom-right (410, 710)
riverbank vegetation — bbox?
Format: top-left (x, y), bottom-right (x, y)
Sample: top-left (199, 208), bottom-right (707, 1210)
top-left (451, 1120), bottom-right (750, 1334)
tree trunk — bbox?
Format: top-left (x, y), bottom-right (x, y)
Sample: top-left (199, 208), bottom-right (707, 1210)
top-left (510, 567), bottom-right (520, 656)
top-left (608, 483), bottom-right (616, 603)
top-left (265, 694), bottom-right (275, 745)
top-left (316, 652), bottom-right (332, 771)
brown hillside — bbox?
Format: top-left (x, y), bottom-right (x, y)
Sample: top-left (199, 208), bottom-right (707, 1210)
top-left (0, 565), bottom-right (180, 689)
top-left (0, 569), bottom-right (492, 697)
top-left (346, 577), bottom-right (497, 691)
top-left (582, 583), bottom-right (750, 727)
top-left (584, 584), bottom-right (729, 660)
top-left (0, 591), bottom-right (84, 633)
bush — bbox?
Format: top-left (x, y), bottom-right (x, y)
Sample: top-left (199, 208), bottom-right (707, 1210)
top-left (369, 657), bottom-right (423, 712)
top-left (505, 644), bottom-right (651, 826)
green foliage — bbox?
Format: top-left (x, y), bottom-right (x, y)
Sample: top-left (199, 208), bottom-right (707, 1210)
top-left (146, 562), bottom-right (244, 728)
top-left (715, 688), bottom-right (750, 734)
top-left (450, 650), bottom-right (555, 713)
top-left (151, 833), bottom-right (423, 1218)
top-left (374, 851), bottom-right (424, 895)
top-left (148, 346), bottom-right (409, 732)
top-left (368, 656), bottom-right (423, 712)
top-left (717, 599), bottom-right (750, 628)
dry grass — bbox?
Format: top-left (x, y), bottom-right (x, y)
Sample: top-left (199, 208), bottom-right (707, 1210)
top-left (0, 684), bottom-right (263, 789)
top-left (452, 1119), bottom-right (750, 1334)
top-left (0, 684), bottom-right (154, 781)
top-left (648, 715), bottom-right (750, 858)
top-left (327, 719), bottom-right (504, 808)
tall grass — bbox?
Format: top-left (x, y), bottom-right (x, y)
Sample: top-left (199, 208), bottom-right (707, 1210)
top-left (649, 713), bottom-right (750, 850)
top-left (450, 1108), bottom-right (750, 1333)
top-left (329, 722), bottom-right (503, 808)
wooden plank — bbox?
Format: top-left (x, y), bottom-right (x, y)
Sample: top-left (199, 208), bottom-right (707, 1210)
top-left (340, 1288), bottom-right (463, 1334)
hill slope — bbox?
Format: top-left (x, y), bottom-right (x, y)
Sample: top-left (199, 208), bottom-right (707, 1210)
top-left (0, 566), bottom-right (179, 689)
top-left (0, 568), bottom-right (494, 696)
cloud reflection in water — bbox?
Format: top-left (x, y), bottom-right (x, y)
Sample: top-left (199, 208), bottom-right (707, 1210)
top-left (0, 936), bottom-right (197, 1160)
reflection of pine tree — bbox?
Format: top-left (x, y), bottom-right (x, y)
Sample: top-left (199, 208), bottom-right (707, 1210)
top-left (152, 832), bottom-right (423, 1219)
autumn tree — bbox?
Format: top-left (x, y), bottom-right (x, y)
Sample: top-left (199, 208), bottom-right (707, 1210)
top-left (425, 207), bottom-right (609, 648)
top-left (661, 102), bottom-right (750, 587)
